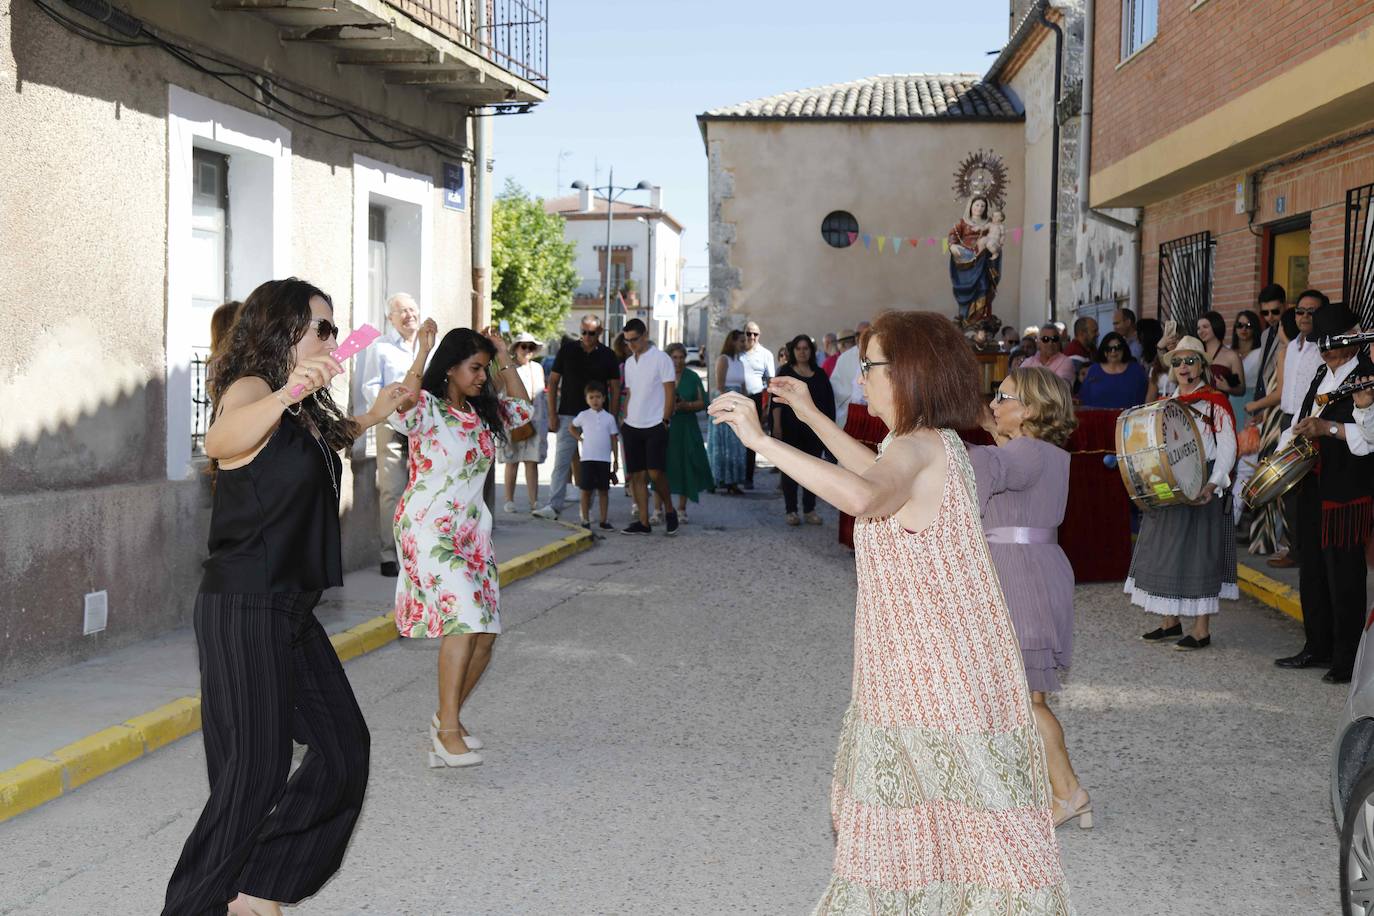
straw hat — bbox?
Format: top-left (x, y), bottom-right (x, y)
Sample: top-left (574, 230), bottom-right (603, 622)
top-left (1167, 334), bottom-right (1210, 383)
top-left (510, 331), bottom-right (542, 350)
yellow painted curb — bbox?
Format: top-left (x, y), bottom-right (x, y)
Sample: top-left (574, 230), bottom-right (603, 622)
top-left (49, 725), bottom-right (144, 791)
top-left (125, 697), bottom-right (202, 754)
top-left (0, 759), bottom-right (63, 820)
top-left (1237, 564), bottom-right (1303, 623)
top-left (0, 526), bottom-right (595, 823)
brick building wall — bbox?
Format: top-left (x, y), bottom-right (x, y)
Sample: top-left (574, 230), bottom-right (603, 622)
top-left (1139, 124), bottom-right (1374, 321)
top-left (1093, 0), bottom-right (1374, 172)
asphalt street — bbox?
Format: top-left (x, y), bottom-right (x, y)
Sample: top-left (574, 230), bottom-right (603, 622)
top-left (0, 482), bottom-right (1349, 915)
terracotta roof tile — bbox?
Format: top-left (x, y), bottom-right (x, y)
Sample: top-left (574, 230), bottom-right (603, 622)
top-left (701, 74), bottom-right (1021, 121)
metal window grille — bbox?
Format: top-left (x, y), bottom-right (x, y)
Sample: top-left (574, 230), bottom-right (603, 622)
top-left (821, 211), bottom-right (859, 248)
top-left (1121, 0), bottom-right (1158, 59)
top-left (192, 347), bottom-right (212, 458)
top-left (1344, 182), bottom-right (1374, 327)
top-left (1158, 231), bottom-right (1214, 330)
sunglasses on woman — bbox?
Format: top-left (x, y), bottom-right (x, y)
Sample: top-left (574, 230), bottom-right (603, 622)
top-left (1169, 355), bottom-right (1202, 368)
top-left (1103, 344), bottom-right (1124, 353)
top-left (309, 318), bottom-right (340, 340)
top-left (1236, 322), bottom-right (1254, 330)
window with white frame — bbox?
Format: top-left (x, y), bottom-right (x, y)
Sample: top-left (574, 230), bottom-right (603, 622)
top-left (1121, 0), bottom-right (1158, 59)
top-left (167, 86), bottom-right (291, 481)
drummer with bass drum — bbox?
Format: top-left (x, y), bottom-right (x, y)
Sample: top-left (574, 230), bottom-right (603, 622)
top-left (1274, 303), bottom-right (1374, 684)
top-left (1126, 335), bottom-right (1238, 651)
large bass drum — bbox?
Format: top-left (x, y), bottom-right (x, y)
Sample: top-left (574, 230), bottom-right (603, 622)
top-left (1114, 401), bottom-right (1206, 510)
top-left (1242, 436), bottom-right (1317, 508)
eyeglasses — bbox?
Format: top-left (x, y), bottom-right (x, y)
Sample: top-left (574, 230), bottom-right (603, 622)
top-left (1236, 322), bottom-right (1254, 330)
top-left (860, 358), bottom-right (890, 377)
top-left (1296, 307), bottom-right (1319, 316)
top-left (992, 390), bottom-right (1021, 404)
top-left (1103, 344), bottom-right (1124, 353)
top-left (580, 329), bottom-right (602, 338)
top-left (1040, 335), bottom-right (1061, 344)
top-left (1169, 355), bottom-right (1202, 368)
top-left (623, 334), bottom-right (642, 345)
top-left (309, 318), bottom-right (340, 340)
top-left (1262, 308), bottom-right (1282, 317)
top-left (745, 331), bottom-right (760, 338)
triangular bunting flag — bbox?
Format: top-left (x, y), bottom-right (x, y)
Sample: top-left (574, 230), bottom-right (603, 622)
top-left (910, 237), bottom-right (920, 248)
top-left (927, 237), bottom-right (938, 247)
top-left (1034, 223), bottom-right (1045, 231)
top-left (862, 234), bottom-right (871, 249)
top-left (877, 236), bottom-right (886, 253)
top-left (847, 231), bottom-right (858, 245)
top-left (941, 238), bottom-right (949, 253)
top-left (1011, 227), bottom-right (1023, 244)
top-left (891, 236), bottom-right (903, 253)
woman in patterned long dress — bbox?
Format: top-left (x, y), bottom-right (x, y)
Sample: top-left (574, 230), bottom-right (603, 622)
top-left (392, 320), bottom-right (532, 769)
top-left (710, 311), bottom-right (1070, 915)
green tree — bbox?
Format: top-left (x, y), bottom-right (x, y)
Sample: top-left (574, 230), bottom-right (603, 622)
top-left (491, 179), bottom-right (579, 341)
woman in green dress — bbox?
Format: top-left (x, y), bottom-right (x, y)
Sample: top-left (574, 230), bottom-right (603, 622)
top-left (665, 343), bottom-right (715, 522)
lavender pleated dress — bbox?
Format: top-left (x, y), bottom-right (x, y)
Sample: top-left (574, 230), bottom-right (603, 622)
top-left (968, 437), bottom-right (1075, 693)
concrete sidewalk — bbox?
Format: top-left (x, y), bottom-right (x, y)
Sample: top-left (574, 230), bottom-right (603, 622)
top-left (0, 512), bottom-right (590, 820)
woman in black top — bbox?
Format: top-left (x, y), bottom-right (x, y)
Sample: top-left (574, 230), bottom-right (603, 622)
top-left (164, 278), bottom-right (410, 916)
top-left (771, 334), bottom-right (837, 526)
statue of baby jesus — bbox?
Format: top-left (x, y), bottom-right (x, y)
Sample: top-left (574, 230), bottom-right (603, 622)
top-left (977, 209), bottom-right (1006, 257)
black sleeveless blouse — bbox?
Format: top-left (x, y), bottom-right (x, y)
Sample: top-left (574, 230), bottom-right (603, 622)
top-left (200, 417), bottom-right (344, 594)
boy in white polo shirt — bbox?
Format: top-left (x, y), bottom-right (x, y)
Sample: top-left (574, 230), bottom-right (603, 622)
top-left (619, 318), bottom-right (679, 535)
top-left (571, 381), bottom-right (619, 530)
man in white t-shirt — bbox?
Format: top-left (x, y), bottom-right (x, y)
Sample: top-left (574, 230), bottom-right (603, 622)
top-left (619, 318), bottom-right (678, 535)
top-left (831, 320), bottom-right (869, 431)
top-left (737, 320), bottom-right (776, 488)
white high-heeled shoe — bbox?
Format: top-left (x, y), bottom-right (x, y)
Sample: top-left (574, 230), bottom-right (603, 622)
top-left (1053, 787), bottom-right (1093, 829)
top-left (430, 714), bottom-right (482, 750)
top-left (429, 729), bottom-right (482, 768)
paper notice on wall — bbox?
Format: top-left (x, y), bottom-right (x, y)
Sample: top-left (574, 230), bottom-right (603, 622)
top-left (652, 291), bottom-right (678, 322)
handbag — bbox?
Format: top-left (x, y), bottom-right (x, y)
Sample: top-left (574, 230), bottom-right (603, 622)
top-left (1237, 419), bottom-right (1260, 456)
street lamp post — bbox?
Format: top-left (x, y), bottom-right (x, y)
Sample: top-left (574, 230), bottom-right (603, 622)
top-left (571, 170), bottom-right (652, 334)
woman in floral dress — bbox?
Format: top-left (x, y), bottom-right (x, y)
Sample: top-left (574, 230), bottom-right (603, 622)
top-left (391, 319), bottom-right (532, 769)
top-left (710, 311), bottom-right (1070, 914)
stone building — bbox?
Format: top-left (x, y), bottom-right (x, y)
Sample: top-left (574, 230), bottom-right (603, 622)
top-left (1089, 0), bottom-right (1374, 327)
top-left (698, 0), bottom-right (1137, 353)
top-left (0, 0), bottom-right (548, 681)
top-left (698, 75), bottom-right (1028, 345)
top-left (543, 187), bottom-right (685, 343)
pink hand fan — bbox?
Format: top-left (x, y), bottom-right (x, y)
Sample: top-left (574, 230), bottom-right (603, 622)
top-left (290, 323), bottom-right (382, 397)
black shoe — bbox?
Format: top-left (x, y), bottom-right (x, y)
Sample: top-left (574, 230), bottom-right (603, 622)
top-left (665, 511), bottom-right (679, 535)
top-left (581, 521), bottom-right (592, 529)
top-left (379, 561), bottom-right (399, 578)
top-left (1141, 624), bottom-right (1182, 642)
top-left (1275, 651), bottom-right (1331, 669)
top-left (1175, 635), bottom-right (1211, 651)
top-left (621, 521), bottom-right (652, 535)
top-left (599, 522), bottom-right (614, 530)
top-left (1324, 669), bottom-right (1353, 684)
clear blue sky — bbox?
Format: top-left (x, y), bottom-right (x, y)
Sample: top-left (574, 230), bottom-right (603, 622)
top-left (492, 0), bottom-right (1013, 291)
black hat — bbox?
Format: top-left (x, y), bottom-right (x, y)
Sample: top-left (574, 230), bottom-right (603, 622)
top-left (1310, 301), bottom-right (1360, 345)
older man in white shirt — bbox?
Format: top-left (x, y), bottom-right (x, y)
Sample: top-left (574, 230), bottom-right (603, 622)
top-left (737, 320), bottom-right (775, 489)
top-left (362, 293), bottom-right (421, 576)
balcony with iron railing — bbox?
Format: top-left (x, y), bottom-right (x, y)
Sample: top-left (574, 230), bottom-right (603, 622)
top-left (216, 0), bottom-right (548, 107)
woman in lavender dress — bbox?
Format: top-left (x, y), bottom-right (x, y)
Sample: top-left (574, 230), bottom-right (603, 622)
top-left (968, 366), bottom-right (1091, 829)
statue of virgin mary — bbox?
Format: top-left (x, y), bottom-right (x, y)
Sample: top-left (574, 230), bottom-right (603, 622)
top-left (948, 195), bottom-right (1001, 326)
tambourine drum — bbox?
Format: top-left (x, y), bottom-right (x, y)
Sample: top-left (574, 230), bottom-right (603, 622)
top-left (1114, 401), bottom-right (1206, 509)
top-left (1242, 436), bottom-right (1317, 508)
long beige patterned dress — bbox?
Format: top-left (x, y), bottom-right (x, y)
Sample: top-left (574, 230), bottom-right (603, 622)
top-left (813, 430), bottom-right (1071, 915)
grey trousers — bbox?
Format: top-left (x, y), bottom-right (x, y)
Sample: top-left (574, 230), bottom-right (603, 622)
top-left (376, 425), bottom-right (408, 564)
top-left (547, 420), bottom-right (582, 513)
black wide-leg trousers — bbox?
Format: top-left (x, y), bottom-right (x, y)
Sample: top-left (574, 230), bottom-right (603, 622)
top-left (1296, 480), bottom-right (1369, 673)
top-left (163, 592), bottom-right (370, 915)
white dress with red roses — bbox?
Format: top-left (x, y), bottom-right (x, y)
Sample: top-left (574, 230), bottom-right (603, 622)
top-left (391, 389), bottom-right (532, 638)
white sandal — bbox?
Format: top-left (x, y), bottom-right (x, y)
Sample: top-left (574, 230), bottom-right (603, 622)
top-left (429, 729), bottom-right (482, 768)
top-left (431, 713), bottom-right (482, 750)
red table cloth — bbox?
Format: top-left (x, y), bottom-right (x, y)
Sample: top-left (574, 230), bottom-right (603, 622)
top-left (959, 407), bottom-right (1131, 582)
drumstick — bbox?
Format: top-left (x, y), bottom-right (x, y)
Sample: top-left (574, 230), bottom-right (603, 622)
top-left (290, 323), bottom-right (382, 398)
